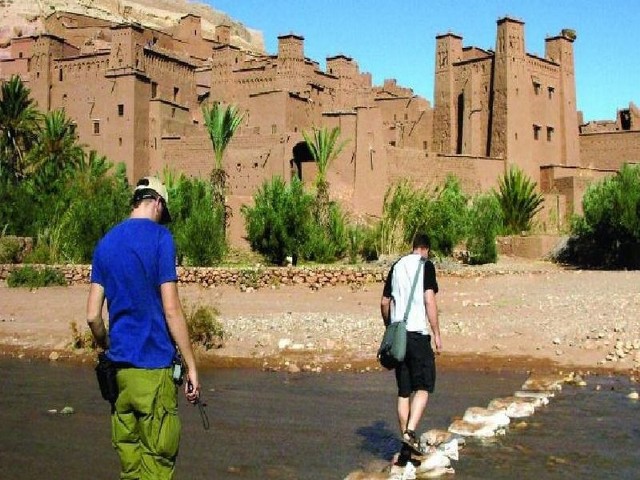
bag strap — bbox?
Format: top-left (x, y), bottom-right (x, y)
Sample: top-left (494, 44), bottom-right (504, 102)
top-left (402, 257), bottom-right (425, 323)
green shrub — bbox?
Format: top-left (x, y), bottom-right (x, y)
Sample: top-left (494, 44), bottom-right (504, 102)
top-left (373, 176), bottom-right (469, 257)
top-left (55, 159), bottom-right (131, 263)
top-left (303, 202), bottom-right (349, 263)
top-left (496, 167), bottom-right (544, 234)
top-left (466, 193), bottom-right (502, 264)
top-left (0, 180), bottom-right (36, 236)
top-left (242, 176), bottom-right (313, 265)
top-left (7, 265), bottom-right (67, 287)
top-left (419, 176), bottom-right (469, 256)
top-left (558, 163), bottom-right (640, 268)
top-left (0, 235), bottom-right (21, 263)
top-left (70, 321), bottom-right (97, 350)
top-left (346, 223), bottom-right (368, 263)
top-left (376, 180), bottom-right (419, 256)
top-left (185, 304), bottom-right (224, 350)
top-left (166, 173), bottom-right (227, 266)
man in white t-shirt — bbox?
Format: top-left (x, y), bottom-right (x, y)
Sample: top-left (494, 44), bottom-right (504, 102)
top-left (380, 233), bottom-right (442, 461)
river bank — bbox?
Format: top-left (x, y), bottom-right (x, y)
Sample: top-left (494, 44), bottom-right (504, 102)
top-left (1, 258), bottom-right (639, 378)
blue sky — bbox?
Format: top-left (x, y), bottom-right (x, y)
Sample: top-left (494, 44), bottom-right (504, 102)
top-left (204, 0), bottom-right (638, 122)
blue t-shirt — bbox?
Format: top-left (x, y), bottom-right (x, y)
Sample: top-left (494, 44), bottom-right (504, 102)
top-left (91, 218), bottom-right (178, 368)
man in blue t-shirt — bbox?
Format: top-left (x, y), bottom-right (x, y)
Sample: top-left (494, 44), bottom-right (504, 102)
top-left (87, 176), bottom-right (200, 480)
top-left (381, 232), bottom-right (441, 463)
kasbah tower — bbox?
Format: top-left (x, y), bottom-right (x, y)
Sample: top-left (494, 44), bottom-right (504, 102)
top-left (1, 6), bottom-right (638, 246)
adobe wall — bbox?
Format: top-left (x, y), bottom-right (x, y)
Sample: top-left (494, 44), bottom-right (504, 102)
top-left (580, 131), bottom-right (640, 169)
top-left (0, 57), bottom-right (30, 78)
top-left (386, 149), bottom-right (505, 194)
top-left (452, 57), bottom-right (492, 157)
top-left (44, 12), bottom-right (115, 48)
top-left (540, 165), bottom-right (616, 216)
top-left (538, 193), bottom-right (569, 233)
top-left (496, 234), bottom-right (564, 259)
top-left (376, 95), bottom-right (432, 150)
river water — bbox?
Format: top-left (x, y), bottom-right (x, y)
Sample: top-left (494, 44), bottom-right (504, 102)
top-left (0, 359), bottom-right (638, 479)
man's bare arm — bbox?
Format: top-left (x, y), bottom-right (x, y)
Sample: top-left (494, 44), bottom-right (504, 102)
top-left (425, 290), bottom-right (441, 353)
top-left (161, 281), bottom-right (200, 404)
top-left (86, 283), bottom-right (109, 350)
top-left (380, 296), bottom-right (391, 326)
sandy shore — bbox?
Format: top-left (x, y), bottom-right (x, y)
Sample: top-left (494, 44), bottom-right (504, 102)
top-left (1, 258), bottom-right (639, 377)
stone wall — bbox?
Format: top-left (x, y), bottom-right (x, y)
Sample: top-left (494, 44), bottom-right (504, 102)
top-left (0, 264), bottom-right (386, 289)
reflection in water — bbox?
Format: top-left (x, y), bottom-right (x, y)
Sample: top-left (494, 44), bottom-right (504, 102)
top-left (0, 359), bottom-right (638, 479)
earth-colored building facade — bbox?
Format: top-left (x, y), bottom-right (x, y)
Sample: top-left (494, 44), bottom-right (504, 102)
top-left (1, 11), bottom-right (638, 244)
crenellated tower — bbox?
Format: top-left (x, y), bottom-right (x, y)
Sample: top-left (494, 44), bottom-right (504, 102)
top-left (432, 33), bottom-right (462, 153)
top-left (545, 29), bottom-right (580, 166)
top-left (277, 34), bottom-right (305, 92)
top-left (30, 34), bottom-right (68, 111)
top-left (488, 17), bottom-right (534, 175)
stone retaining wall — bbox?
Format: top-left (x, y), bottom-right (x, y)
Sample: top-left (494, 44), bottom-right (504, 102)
top-left (0, 264), bottom-right (387, 289)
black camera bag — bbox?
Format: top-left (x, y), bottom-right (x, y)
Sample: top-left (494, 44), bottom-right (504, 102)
top-left (95, 352), bottom-right (119, 404)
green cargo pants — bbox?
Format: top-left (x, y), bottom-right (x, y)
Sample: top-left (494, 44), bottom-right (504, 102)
top-left (112, 367), bottom-right (181, 480)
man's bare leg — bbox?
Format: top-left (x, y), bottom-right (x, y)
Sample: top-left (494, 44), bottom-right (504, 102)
top-left (406, 390), bottom-right (429, 432)
top-left (397, 396), bottom-right (410, 434)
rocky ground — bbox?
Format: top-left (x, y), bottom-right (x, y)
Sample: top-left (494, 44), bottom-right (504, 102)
top-left (1, 258), bottom-right (639, 379)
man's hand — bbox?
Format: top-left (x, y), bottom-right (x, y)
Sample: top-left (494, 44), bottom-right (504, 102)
top-left (433, 333), bottom-right (442, 354)
top-left (185, 371), bottom-right (200, 404)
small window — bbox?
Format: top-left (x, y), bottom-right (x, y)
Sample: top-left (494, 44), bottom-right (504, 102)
top-left (18, 52), bottom-right (23, 59)
top-left (547, 126), bottom-right (554, 142)
top-left (404, 113), bottom-right (408, 120)
top-left (171, 107), bottom-right (176, 118)
top-left (533, 124), bottom-right (541, 140)
top-left (93, 120), bottom-right (100, 135)
top-left (423, 141), bottom-right (428, 150)
top-left (173, 87), bottom-right (179, 102)
top-left (389, 141), bottom-right (396, 147)
top-left (548, 86), bottom-right (555, 100)
top-left (271, 124), bottom-right (277, 134)
top-left (118, 137), bottom-right (122, 146)
top-left (533, 82), bottom-right (541, 95)
top-left (151, 82), bottom-right (158, 98)
top-left (59, 68), bottom-right (63, 81)
top-left (117, 104), bottom-right (124, 116)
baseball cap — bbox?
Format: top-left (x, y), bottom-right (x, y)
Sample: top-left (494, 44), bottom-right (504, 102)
top-left (132, 176), bottom-right (171, 224)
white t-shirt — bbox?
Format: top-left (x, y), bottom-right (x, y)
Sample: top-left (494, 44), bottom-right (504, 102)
top-left (385, 253), bottom-right (438, 334)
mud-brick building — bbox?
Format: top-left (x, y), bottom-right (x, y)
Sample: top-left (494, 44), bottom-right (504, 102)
top-left (1, 10), bottom-right (638, 244)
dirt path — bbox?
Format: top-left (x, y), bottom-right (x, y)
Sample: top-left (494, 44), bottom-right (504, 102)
top-left (1, 261), bottom-right (639, 376)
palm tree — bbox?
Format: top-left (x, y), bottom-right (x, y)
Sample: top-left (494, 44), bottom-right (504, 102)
top-left (302, 126), bottom-right (348, 224)
top-left (202, 102), bottom-right (243, 225)
top-left (0, 76), bottom-right (40, 182)
top-left (495, 166), bottom-right (544, 234)
top-left (28, 109), bottom-right (84, 186)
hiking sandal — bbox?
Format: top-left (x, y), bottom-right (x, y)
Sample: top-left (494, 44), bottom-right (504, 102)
top-left (402, 429), bottom-right (424, 455)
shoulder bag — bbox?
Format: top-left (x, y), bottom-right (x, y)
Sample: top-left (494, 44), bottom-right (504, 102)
top-left (377, 257), bottom-right (425, 370)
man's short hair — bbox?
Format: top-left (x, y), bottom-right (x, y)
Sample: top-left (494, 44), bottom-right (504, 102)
top-left (413, 233), bottom-right (431, 249)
